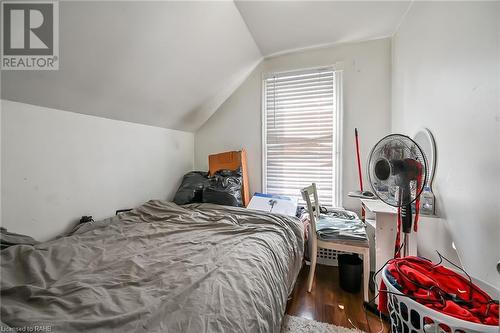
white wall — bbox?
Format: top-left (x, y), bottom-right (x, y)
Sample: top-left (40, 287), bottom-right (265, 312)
top-left (1, 100), bottom-right (194, 241)
top-left (195, 62), bottom-right (265, 197)
top-left (0, 98), bottom-right (2, 226)
top-left (392, 2), bottom-right (499, 285)
top-left (195, 38), bottom-right (392, 212)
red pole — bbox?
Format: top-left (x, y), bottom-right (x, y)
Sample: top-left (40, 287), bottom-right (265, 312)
top-left (355, 128), bottom-right (365, 220)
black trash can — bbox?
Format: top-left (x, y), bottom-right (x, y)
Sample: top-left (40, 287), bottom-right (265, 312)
top-left (338, 254), bottom-right (362, 293)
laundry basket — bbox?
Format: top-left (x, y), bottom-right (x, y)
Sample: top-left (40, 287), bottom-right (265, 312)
top-left (381, 266), bottom-right (499, 333)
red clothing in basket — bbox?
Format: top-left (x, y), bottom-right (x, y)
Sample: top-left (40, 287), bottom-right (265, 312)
top-left (379, 256), bottom-right (498, 326)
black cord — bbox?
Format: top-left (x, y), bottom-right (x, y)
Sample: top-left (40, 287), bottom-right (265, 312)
top-left (365, 240), bottom-right (406, 333)
top-left (369, 240), bottom-right (406, 300)
top-left (433, 251), bottom-right (474, 302)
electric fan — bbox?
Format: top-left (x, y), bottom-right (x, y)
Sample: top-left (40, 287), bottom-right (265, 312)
top-left (367, 134), bottom-right (428, 257)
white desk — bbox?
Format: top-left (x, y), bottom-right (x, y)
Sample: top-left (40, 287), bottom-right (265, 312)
top-left (360, 199), bottom-right (418, 303)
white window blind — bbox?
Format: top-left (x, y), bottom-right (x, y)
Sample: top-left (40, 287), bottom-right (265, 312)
top-left (263, 67), bottom-right (341, 207)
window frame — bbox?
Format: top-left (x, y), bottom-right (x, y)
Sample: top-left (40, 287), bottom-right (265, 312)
top-left (261, 65), bottom-right (344, 208)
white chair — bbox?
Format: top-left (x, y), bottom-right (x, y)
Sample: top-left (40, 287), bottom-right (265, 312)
top-left (301, 183), bottom-right (370, 302)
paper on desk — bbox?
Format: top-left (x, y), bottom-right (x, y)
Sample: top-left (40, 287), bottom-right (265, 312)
top-left (247, 193), bottom-right (298, 217)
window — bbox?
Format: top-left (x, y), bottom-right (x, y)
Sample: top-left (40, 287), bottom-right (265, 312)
top-left (262, 67), bottom-right (342, 207)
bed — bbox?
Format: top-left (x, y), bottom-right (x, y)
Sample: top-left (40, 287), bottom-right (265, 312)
top-left (0, 200), bottom-right (304, 333)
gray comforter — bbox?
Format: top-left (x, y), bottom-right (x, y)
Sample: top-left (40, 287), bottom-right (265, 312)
top-left (1, 201), bottom-right (304, 333)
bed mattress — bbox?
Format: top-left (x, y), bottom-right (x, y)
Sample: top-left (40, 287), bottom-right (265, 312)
top-left (1, 201), bottom-right (304, 333)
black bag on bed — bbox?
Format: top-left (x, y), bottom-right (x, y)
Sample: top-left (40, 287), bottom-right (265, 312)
top-left (173, 171), bottom-right (210, 205)
top-left (202, 168), bottom-right (243, 207)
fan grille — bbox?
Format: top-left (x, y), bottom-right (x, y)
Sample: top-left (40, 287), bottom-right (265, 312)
top-left (367, 134), bottom-right (427, 207)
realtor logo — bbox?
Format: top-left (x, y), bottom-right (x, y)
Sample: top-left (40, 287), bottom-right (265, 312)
top-left (1, 1), bottom-right (59, 70)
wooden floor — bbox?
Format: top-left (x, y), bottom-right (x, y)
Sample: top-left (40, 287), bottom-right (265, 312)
top-left (286, 264), bottom-right (390, 333)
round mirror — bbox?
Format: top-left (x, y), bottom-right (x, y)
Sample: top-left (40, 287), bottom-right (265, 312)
top-left (413, 128), bottom-right (436, 189)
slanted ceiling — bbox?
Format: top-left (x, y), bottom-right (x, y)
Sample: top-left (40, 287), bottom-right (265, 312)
top-left (1, 1), bottom-right (411, 132)
top-left (235, 0), bottom-right (411, 56)
top-left (1, 1), bottom-right (261, 132)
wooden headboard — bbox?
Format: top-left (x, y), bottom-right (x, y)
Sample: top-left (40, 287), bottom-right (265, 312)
top-left (208, 149), bottom-right (250, 207)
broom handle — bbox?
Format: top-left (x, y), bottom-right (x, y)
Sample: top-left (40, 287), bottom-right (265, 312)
top-left (355, 128), bottom-right (365, 220)
top-left (355, 128), bottom-right (363, 191)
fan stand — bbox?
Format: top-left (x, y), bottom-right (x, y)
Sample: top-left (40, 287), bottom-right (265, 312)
top-left (400, 202), bottom-right (413, 257)
top-left (402, 233), bottom-right (410, 257)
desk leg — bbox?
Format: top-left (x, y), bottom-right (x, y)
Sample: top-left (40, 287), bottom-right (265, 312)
top-left (374, 212), bottom-right (397, 304)
top-left (363, 247), bottom-right (370, 303)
